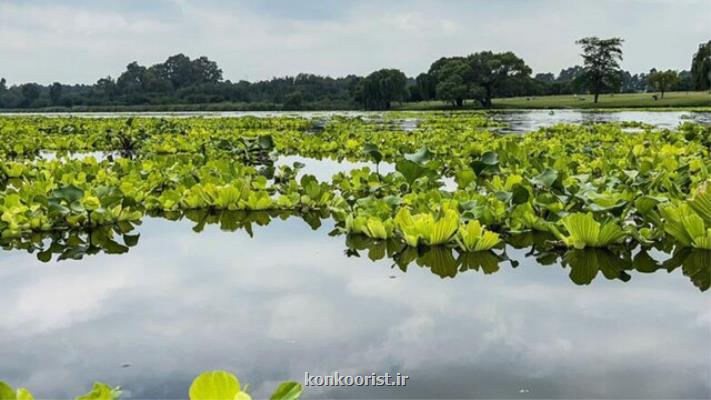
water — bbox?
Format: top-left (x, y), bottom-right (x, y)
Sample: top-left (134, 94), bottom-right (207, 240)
top-left (6, 110), bottom-right (711, 133)
top-left (2, 110), bottom-right (711, 398)
top-left (275, 156), bottom-right (457, 190)
top-left (490, 110), bottom-right (711, 133)
top-left (39, 150), bottom-right (118, 162)
top-left (0, 215), bottom-right (708, 399)
top-left (276, 155), bottom-right (395, 182)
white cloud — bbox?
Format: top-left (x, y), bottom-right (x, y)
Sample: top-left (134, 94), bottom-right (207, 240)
top-left (0, 0), bottom-right (709, 84)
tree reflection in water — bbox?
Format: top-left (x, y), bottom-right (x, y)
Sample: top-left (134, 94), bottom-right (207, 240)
top-left (1, 211), bottom-right (708, 292)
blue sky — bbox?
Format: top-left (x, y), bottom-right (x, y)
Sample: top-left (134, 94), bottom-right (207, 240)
top-left (1, 0), bottom-right (709, 84)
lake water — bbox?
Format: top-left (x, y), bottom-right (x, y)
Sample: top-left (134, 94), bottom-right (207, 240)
top-left (6, 109), bottom-right (711, 133)
top-left (0, 214), bottom-right (708, 399)
top-left (490, 110), bottom-right (711, 133)
top-left (2, 110), bottom-right (710, 399)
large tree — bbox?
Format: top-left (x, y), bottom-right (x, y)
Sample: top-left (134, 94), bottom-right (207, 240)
top-left (414, 73), bottom-right (437, 101)
top-left (162, 54), bottom-right (195, 89)
top-left (357, 69), bottom-right (407, 110)
top-left (20, 83), bottom-right (41, 107)
top-left (427, 52), bottom-right (530, 108)
top-left (116, 62), bottom-right (148, 94)
top-left (49, 82), bottom-right (63, 105)
top-left (191, 56), bottom-right (223, 84)
top-left (467, 51), bottom-right (531, 107)
top-left (691, 40), bottom-right (711, 91)
top-left (428, 57), bottom-right (473, 106)
top-left (648, 69), bottom-right (678, 99)
top-left (576, 37), bottom-right (624, 103)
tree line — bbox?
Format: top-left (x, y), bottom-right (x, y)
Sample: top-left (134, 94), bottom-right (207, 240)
top-left (1, 39), bottom-right (709, 111)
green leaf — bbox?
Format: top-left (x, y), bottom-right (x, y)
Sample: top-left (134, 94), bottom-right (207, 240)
top-left (258, 135), bottom-right (274, 150)
top-left (511, 184), bottom-right (530, 205)
top-left (688, 181), bottom-right (711, 225)
top-left (426, 209), bottom-right (459, 245)
top-left (404, 147), bottom-right (433, 164)
top-left (37, 250), bottom-right (52, 263)
top-left (396, 160), bottom-right (430, 185)
top-left (234, 392), bottom-right (252, 400)
top-left (362, 143), bottom-right (382, 164)
top-left (270, 381), bottom-right (302, 400)
top-left (16, 388), bottom-right (33, 400)
top-left (559, 212), bottom-right (625, 248)
top-left (75, 383), bottom-right (120, 400)
top-left (634, 196), bottom-right (659, 216)
top-left (480, 151), bottom-right (498, 165)
top-left (531, 168), bottom-right (559, 188)
top-left (52, 186), bottom-right (84, 204)
top-left (455, 220), bottom-right (500, 251)
top-left (123, 234), bottom-right (140, 247)
top-left (471, 151), bottom-right (499, 175)
top-left (0, 382), bottom-right (16, 400)
top-left (189, 371), bottom-right (241, 400)
top-left (454, 170), bottom-right (476, 189)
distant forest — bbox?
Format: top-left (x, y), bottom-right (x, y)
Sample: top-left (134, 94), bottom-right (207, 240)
top-left (1, 39), bottom-right (710, 111)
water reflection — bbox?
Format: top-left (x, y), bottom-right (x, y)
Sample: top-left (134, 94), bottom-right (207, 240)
top-left (0, 222), bottom-right (139, 263)
top-left (491, 110), bottom-right (711, 133)
top-left (2, 213), bottom-right (709, 294)
top-left (344, 235), bottom-right (512, 279)
top-left (0, 214), bottom-right (709, 399)
top-left (13, 110), bottom-right (711, 134)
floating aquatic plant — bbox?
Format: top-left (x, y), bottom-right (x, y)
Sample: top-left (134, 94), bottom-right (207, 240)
top-left (455, 220), bottom-right (501, 251)
top-left (0, 370), bottom-right (302, 400)
top-left (554, 212), bottom-right (627, 249)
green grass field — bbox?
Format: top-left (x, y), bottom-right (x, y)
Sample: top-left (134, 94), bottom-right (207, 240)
top-left (398, 91), bottom-right (711, 110)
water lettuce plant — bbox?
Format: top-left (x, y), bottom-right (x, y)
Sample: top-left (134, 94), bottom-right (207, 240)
top-left (456, 220), bottom-right (501, 251)
top-left (554, 212), bottom-right (627, 249)
top-left (0, 371), bottom-right (302, 400)
top-left (1, 114), bottom-right (711, 254)
top-left (659, 203), bottom-right (711, 249)
top-left (657, 182), bottom-right (711, 249)
top-left (0, 381), bottom-right (34, 400)
top-left (394, 207), bottom-right (459, 246)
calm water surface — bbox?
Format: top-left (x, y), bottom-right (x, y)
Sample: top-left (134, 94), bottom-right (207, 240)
top-left (7, 110), bottom-right (711, 133)
top-left (2, 110), bottom-right (711, 398)
top-left (0, 215), bottom-right (708, 399)
top-left (490, 110), bottom-right (711, 132)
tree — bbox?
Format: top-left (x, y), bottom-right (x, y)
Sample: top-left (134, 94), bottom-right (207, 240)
top-left (435, 74), bottom-right (471, 107)
top-left (192, 56), bottom-right (223, 84)
top-left (49, 82), bottom-right (63, 105)
top-left (675, 70), bottom-right (694, 92)
top-left (283, 91), bottom-right (303, 110)
top-left (117, 62), bottom-right (148, 94)
top-left (162, 54), bottom-right (195, 89)
top-left (415, 73), bottom-right (436, 101)
top-left (534, 73), bottom-right (555, 83)
top-left (557, 65), bottom-right (585, 83)
top-left (428, 57), bottom-right (473, 106)
top-left (20, 83), bottom-right (41, 107)
top-left (357, 69), bottom-right (407, 110)
top-left (691, 40), bottom-right (711, 91)
top-left (467, 51), bottom-right (531, 107)
top-left (0, 78), bottom-right (6, 108)
top-left (576, 37), bottom-right (624, 103)
top-left (93, 77), bottom-right (117, 101)
top-left (648, 70), bottom-right (679, 99)
top-left (144, 65), bottom-right (174, 93)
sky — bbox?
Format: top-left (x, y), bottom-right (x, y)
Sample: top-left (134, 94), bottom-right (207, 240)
top-left (0, 0), bottom-right (710, 85)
